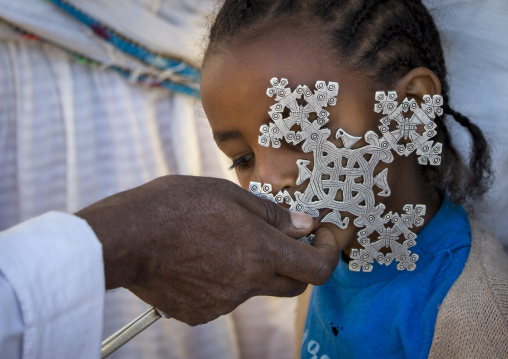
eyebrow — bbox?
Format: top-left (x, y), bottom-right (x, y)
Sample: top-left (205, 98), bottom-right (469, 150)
top-left (213, 130), bottom-right (242, 143)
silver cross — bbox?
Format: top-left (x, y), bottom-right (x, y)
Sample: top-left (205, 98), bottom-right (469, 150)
top-left (250, 78), bottom-right (443, 272)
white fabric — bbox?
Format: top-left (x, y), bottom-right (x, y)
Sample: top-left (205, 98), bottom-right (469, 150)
top-left (423, 0), bottom-right (508, 247)
top-left (0, 211), bottom-right (104, 358)
top-left (0, 0), bottom-right (153, 74)
top-left (65, 0), bottom-right (211, 67)
top-left (0, 1), bottom-right (298, 358)
top-left (0, 0), bottom-right (205, 91)
top-left (0, 0), bottom-right (209, 68)
top-left (0, 267), bottom-right (24, 358)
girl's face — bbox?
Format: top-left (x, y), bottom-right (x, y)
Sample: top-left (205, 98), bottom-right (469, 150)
top-left (201, 33), bottom-right (382, 181)
top-left (201, 28), bottom-right (406, 250)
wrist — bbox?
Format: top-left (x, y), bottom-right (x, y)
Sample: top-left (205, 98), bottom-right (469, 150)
top-left (75, 205), bottom-right (140, 290)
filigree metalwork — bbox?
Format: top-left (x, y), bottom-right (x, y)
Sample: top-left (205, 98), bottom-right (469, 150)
top-left (249, 78), bottom-right (443, 272)
top-left (375, 91), bottom-right (443, 166)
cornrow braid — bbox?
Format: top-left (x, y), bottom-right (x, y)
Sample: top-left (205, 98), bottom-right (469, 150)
top-left (207, 0), bottom-right (273, 45)
top-left (274, 0), bottom-right (301, 15)
top-left (314, 0), bottom-right (350, 19)
top-left (341, 0), bottom-right (392, 52)
top-left (205, 0), bottom-right (492, 209)
top-left (442, 105), bottom-right (492, 199)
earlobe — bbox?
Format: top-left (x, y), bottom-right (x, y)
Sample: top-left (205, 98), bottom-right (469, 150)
top-left (394, 67), bottom-right (442, 102)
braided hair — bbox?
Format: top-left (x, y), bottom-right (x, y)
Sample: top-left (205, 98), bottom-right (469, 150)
top-left (205, 0), bottom-right (492, 209)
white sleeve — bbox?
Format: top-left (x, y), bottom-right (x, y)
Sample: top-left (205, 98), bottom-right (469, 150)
top-left (0, 211), bottom-right (105, 359)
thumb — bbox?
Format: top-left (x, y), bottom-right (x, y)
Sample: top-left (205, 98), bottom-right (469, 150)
top-left (261, 199), bottom-right (314, 239)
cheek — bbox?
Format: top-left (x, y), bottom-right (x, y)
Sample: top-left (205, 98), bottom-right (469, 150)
top-left (235, 170), bottom-right (254, 191)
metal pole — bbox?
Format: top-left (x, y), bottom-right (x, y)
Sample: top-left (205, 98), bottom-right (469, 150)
top-left (101, 307), bottom-right (170, 358)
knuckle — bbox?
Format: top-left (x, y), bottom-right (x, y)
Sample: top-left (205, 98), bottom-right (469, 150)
top-left (312, 263), bottom-right (334, 286)
top-left (186, 309), bottom-right (220, 326)
top-left (186, 317), bottom-right (203, 327)
top-left (291, 281), bottom-right (308, 296)
top-left (279, 280), bottom-right (308, 297)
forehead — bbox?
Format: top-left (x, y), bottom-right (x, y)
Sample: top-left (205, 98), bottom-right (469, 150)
top-left (201, 25), bottom-right (378, 140)
top-left (201, 25), bottom-right (360, 104)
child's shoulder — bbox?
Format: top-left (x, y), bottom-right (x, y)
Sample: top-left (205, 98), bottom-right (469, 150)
top-left (429, 220), bottom-right (508, 358)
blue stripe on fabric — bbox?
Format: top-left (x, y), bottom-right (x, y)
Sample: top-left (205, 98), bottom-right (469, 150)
top-left (48, 0), bottom-right (201, 83)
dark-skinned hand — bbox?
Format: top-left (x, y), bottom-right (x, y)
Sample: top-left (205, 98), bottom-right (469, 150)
top-left (75, 175), bottom-right (340, 326)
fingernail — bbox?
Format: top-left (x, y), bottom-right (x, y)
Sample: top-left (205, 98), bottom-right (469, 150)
top-left (290, 211), bottom-right (313, 229)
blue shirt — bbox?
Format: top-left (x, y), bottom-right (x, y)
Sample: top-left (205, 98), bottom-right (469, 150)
top-left (302, 198), bottom-right (471, 359)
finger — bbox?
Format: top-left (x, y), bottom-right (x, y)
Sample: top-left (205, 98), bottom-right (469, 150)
top-left (237, 190), bottom-right (314, 238)
top-left (251, 274), bottom-right (308, 299)
top-left (271, 226), bottom-right (341, 286)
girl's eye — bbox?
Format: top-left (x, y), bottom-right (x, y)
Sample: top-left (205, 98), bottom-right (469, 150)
top-left (230, 153), bottom-right (254, 170)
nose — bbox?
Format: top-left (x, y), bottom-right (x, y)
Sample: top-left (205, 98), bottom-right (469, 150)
top-left (253, 147), bottom-right (307, 194)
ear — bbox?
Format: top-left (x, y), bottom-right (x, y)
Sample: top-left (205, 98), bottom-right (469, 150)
top-left (393, 67), bottom-right (441, 102)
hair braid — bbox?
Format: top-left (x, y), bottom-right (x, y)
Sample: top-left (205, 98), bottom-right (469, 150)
top-left (342, 0), bottom-right (391, 51)
top-left (207, 0), bottom-right (274, 47)
top-left (378, 57), bottom-right (419, 81)
top-left (274, 0), bottom-right (301, 14)
top-left (313, 0), bottom-right (350, 20)
top-left (361, 24), bottom-right (406, 63)
top-left (361, 22), bottom-right (421, 72)
top-left (443, 105), bottom-right (493, 198)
